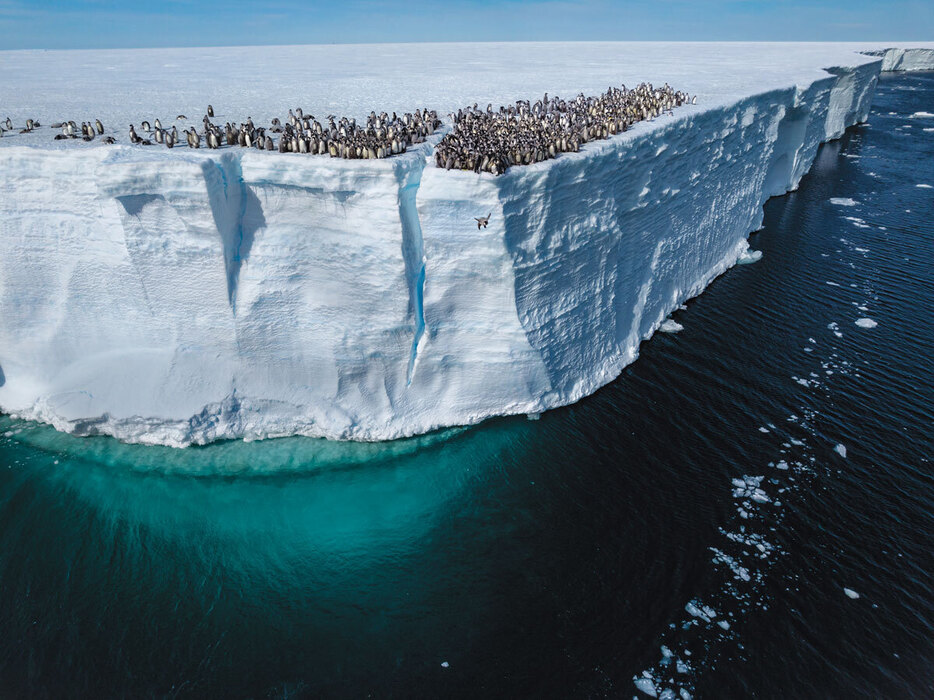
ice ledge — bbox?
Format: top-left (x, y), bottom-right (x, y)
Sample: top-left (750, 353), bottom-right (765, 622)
top-left (0, 46), bottom-right (932, 446)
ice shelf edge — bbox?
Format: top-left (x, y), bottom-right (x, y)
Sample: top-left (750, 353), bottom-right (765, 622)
top-left (0, 47), bottom-right (932, 446)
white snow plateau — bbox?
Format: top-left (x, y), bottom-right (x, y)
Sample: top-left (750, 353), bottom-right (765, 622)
top-left (1, 43), bottom-right (932, 446)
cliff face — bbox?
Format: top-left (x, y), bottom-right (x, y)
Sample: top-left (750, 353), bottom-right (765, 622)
top-left (0, 46), bottom-right (929, 446)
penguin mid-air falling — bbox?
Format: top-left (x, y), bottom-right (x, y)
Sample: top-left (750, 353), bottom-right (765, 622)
top-left (474, 212), bottom-right (491, 230)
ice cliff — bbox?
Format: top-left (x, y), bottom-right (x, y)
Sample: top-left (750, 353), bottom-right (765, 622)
top-left (0, 45), bottom-right (932, 446)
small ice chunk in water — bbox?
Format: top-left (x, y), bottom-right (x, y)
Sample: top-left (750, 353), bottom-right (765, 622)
top-left (441, 661), bottom-right (450, 668)
top-left (909, 111), bottom-right (934, 118)
top-left (844, 588), bottom-right (860, 599)
top-left (737, 248), bottom-right (763, 264)
top-left (855, 318), bottom-right (877, 328)
top-left (634, 676), bottom-right (658, 697)
top-left (660, 320), bottom-right (684, 333)
top-left (829, 197), bottom-right (858, 206)
top-left (915, 184), bottom-right (932, 189)
top-left (526, 412), bottom-right (540, 421)
top-left (685, 601), bottom-right (716, 622)
top-left (759, 426), bottom-right (770, 433)
top-left (845, 216), bottom-right (871, 229)
top-left (680, 690), bottom-right (692, 700)
top-left (717, 620), bottom-right (731, 630)
top-left (834, 444), bottom-right (847, 458)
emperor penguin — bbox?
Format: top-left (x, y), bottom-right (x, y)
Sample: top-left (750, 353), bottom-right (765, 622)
top-left (207, 104), bottom-right (214, 117)
top-left (474, 212), bottom-right (491, 230)
top-left (95, 119), bottom-right (104, 134)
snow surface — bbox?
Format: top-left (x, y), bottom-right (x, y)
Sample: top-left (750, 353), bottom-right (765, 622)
top-left (1, 43), bottom-right (932, 446)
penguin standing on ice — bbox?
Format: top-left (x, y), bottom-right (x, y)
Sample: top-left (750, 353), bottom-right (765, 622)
top-left (207, 104), bottom-right (214, 117)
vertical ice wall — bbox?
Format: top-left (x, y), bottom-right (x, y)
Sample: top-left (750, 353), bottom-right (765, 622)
top-left (0, 48), bottom-right (929, 445)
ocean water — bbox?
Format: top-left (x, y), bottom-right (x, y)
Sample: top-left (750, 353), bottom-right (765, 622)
top-left (0, 71), bottom-right (931, 699)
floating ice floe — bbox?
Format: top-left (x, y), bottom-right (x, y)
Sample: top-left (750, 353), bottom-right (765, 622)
top-left (732, 474), bottom-right (770, 503)
top-left (917, 183), bottom-right (933, 189)
top-left (844, 216), bottom-right (871, 229)
top-left (829, 197), bottom-right (859, 206)
top-left (834, 444), bottom-right (848, 458)
top-left (684, 600), bottom-right (718, 622)
top-left (855, 318), bottom-right (878, 328)
top-left (710, 548), bottom-right (753, 582)
top-left (909, 111), bottom-right (934, 118)
top-left (844, 588), bottom-right (860, 599)
top-left (660, 320), bottom-right (684, 333)
top-left (634, 675), bottom-right (658, 697)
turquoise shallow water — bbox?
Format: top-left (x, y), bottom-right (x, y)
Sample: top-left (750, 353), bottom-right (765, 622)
top-left (1, 71), bottom-right (933, 698)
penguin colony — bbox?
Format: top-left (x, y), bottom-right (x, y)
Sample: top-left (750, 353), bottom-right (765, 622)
top-left (129, 105), bottom-right (442, 158)
top-left (2, 83), bottom-right (695, 174)
top-left (1, 105), bottom-right (441, 159)
top-left (435, 83), bottom-right (694, 175)
top-left (131, 105), bottom-right (443, 157)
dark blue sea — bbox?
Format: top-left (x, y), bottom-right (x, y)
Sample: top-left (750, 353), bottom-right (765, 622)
top-left (0, 71), bottom-right (932, 699)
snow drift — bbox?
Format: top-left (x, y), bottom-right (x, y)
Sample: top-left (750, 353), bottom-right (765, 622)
top-left (0, 44), bottom-right (931, 446)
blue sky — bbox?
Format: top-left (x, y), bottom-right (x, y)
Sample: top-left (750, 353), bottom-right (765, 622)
top-left (1, 0), bottom-right (932, 50)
